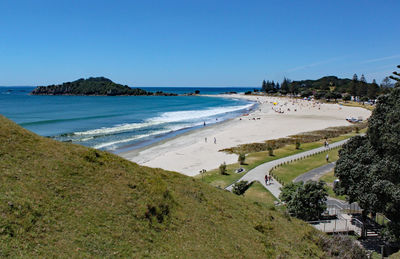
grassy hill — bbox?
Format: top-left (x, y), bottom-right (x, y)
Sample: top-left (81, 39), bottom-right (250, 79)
top-left (0, 115), bottom-right (345, 258)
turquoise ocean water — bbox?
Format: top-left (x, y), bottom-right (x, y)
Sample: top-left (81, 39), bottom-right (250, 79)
top-left (0, 87), bottom-right (256, 152)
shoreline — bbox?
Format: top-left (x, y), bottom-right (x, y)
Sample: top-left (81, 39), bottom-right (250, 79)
top-left (120, 94), bottom-right (372, 176)
top-left (113, 95), bottom-right (258, 154)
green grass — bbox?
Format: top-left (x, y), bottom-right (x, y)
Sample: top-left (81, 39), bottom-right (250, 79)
top-left (390, 250), bottom-right (400, 258)
top-left (340, 101), bottom-right (375, 111)
top-left (0, 115), bottom-right (339, 258)
top-left (197, 131), bottom-right (359, 188)
top-left (319, 170), bottom-right (347, 201)
top-left (243, 182), bottom-right (277, 206)
top-left (271, 148), bottom-right (340, 184)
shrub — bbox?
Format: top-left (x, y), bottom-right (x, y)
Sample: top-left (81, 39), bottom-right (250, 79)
top-left (220, 123), bottom-right (368, 154)
top-left (219, 162), bottom-right (227, 175)
top-left (232, 181), bottom-right (250, 195)
top-left (295, 139), bottom-right (301, 150)
top-left (238, 153), bottom-right (246, 165)
top-left (267, 145), bottom-right (274, 156)
top-left (342, 94), bottom-right (351, 101)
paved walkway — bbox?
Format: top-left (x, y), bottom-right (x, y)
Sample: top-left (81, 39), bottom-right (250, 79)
top-left (293, 162), bottom-right (335, 183)
top-left (225, 139), bottom-right (349, 200)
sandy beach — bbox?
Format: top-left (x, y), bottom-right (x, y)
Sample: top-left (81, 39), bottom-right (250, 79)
top-left (120, 94), bottom-right (371, 176)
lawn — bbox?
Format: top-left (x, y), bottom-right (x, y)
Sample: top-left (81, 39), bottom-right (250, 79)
top-left (271, 148), bottom-right (340, 185)
top-left (319, 170), bottom-right (347, 201)
top-left (243, 182), bottom-right (277, 206)
top-left (196, 130), bottom-right (360, 188)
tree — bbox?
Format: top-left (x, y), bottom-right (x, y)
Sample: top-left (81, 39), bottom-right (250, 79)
top-left (280, 181), bottom-right (328, 221)
top-left (238, 153), bottom-right (246, 165)
top-left (261, 80), bottom-right (267, 92)
top-left (300, 89), bottom-right (313, 98)
top-left (367, 79), bottom-right (379, 100)
top-left (350, 74), bottom-right (358, 97)
top-left (279, 182), bottom-right (303, 202)
top-left (389, 65), bottom-right (400, 87)
top-left (280, 77), bottom-right (291, 95)
top-left (335, 77), bottom-right (400, 242)
top-left (232, 180), bottom-right (250, 195)
top-left (381, 77), bottom-right (392, 88)
top-left (357, 74), bottom-right (368, 98)
top-left (219, 162), bottom-right (227, 175)
top-left (342, 94), bottom-right (351, 101)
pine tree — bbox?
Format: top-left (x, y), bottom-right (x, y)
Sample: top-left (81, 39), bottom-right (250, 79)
top-left (367, 79), bottom-right (379, 100)
top-left (389, 65), bottom-right (400, 87)
top-left (358, 74), bottom-right (368, 97)
top-left (261, 80), bottom-right (267, 92)
top-left (350, 74), bottom-right (358, 97)
top-left (280, 77), bottom-right (290, 95)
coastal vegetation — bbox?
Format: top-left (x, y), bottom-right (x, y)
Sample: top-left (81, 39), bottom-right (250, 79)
top-left (261, 74), bottom-right (394, 101)
top-left (199, 129), bottom-right (362, 189)
top-left (0, 115), bottom-right (352, 258)
top-left (334, 69), bottom-right (400, 244)
top-left (279, 181), bottom-right (328, 221)
top-left (221, 123), bottom-right (367, 155)
top-left (30, 77), bottom-right (177, 96)
top-left (270, 147), bottom-right (340, 185)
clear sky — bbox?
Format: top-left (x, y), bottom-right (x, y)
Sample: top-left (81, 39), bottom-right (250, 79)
top-left (0, 0), bottom-right (399, 87)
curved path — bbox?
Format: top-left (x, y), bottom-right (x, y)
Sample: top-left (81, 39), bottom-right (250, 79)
top-left (293, 162), bottom-right (336, 183)
top-left (225, 139), bottom-right (348, 199)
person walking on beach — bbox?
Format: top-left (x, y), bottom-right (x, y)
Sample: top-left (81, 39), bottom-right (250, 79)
top-left (205, 137), bottom-right (207, 143)
top-left (214, 137), bottom-right (216, 144)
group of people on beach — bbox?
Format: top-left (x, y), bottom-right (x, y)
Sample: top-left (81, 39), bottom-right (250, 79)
top-left (204, 137), bottom-right (217, 144)
top-left (264, 174), bottom-right (273, 185)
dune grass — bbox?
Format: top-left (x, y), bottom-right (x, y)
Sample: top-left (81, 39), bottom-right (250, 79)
top-left (0, 115), bottom-right (338, 258)
top-left (339, 101), bottom-right (375, 111)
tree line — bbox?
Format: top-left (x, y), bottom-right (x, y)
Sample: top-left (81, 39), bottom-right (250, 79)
top-left (261, 74), bottom-right (395, 101)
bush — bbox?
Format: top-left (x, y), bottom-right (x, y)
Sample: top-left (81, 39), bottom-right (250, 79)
top-left (280, 181), bottom-right (328, 221)
top-left (295, 139), bottom-right (301, 150)
top-left (238, 153), bottom-right (246, 165)
top-left (220, 123), bottom-right (368, 154)
top-left (232, 181), bottom-right (250, 195)
top-left (318, 234), bottom-right (368, 258)
top-left (342, 94), bottom-right (351, 101)
top-left (219, 162), bottom-right (227, 175)
top-left (267, 145), bottom-right (274, 156)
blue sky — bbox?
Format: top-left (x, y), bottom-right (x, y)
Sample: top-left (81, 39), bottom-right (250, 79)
top-left (0, 0), bottom-right (399, 86)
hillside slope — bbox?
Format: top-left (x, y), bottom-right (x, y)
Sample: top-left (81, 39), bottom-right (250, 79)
top-left (1, 115), bottom-right (329, 258)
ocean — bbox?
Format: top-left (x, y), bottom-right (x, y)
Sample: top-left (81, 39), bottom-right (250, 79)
top-left (0, 86), bottom-right (257, 153)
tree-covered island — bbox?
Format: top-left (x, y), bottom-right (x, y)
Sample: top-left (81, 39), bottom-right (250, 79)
top-left (30, 77), bottom-right (177, 96)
